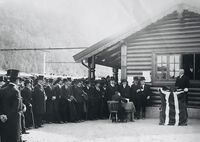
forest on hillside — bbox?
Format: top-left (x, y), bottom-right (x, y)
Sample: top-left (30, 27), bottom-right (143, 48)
top-left (0, 1), bottom-right (92, 76)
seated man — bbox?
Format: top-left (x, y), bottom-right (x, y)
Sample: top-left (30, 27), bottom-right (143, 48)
top-left (111, 91), bottom-right (127, 122)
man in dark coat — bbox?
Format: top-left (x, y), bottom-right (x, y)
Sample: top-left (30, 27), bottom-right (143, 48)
top-left (137, 77), bottom-right (151, 119)
top-left (93, 81), bottom-right (102, 119)
top-left (175, 69), bottom-right (190, 104)
top-left (130, 76), bottom-right (140, 119)
top-left (21, 79), bottom-right (34, 129)
top-left (32, 75), bottom-right (47, 128)
top-left (119, 79), bottom-right (130, 100)
top-left (44, 78), bottom-right (54, 123)
top-left (175, 69), bottom-right (190, 120)
top-left (0, 69), bottom-right (23, 142)
top-left (73, 80), bottom-right (86, 121)
top-left (52, 77), bottom-right (63, 123)
top-left (111, 91), bottom-right (127, 121)
top-left (60, 78), bottom-right (73, 122)
top-left (107, 79), bottom-right (118, 100)
top-left (83, 81), bottom-right (94, 120)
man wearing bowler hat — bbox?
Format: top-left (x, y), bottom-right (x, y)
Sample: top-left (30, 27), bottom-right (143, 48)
top-left (137, 77), bottom-right (151, 119)
top-left (32, 75), bottom-right (47, 128)
top-left (21, 79), bottom-right (34, 129)
top-left (0, 69), bottom-right (23, 142)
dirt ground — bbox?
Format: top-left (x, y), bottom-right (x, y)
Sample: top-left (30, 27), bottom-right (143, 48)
top-left (23, 119), bottom-right (200, 142)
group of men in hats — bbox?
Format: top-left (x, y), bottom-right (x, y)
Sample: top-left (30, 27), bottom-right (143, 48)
top-left (0, 68), bottom-right (152, 142)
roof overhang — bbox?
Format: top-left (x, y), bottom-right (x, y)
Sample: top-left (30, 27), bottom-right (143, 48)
top-left (73, 3), bottom-right (200, 68)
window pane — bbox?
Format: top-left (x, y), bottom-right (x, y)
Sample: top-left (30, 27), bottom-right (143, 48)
top-left (157, 64), bottom-right (167, 71)
top-left (162, 64), bottom-right (167, 71)
top-left (157, 56), bottom-right (161, 63)
top-left (175, 55), bottom-right (180, 63)
top-left (175, 64), bottom-right (180, 71)
top-left (170, 64), bottom-right (175, 71)
top-left (162, 56), bottom-right (167, 63)
top-left (170, 56), bottom-right (174, 63)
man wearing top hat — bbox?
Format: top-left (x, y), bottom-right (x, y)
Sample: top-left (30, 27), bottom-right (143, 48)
top-left (32, 75), bottom-right (47, 128)
top-left (0, 69), bottom-right (23, 142)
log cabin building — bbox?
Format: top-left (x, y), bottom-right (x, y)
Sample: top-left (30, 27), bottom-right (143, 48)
top-left (74, 4), bottom-right (200, 115)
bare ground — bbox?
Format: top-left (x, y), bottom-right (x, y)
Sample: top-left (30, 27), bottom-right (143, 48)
top-left (23, 119), bottom-right (200, 142)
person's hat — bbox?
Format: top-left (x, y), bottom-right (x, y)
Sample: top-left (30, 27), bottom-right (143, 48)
top-left (24, 79), bottom-right (31, 84)
top-left (110, 77), bottom-right (115, 81)
top-left (121, 79), bottom-right (127, 83)
top-left (63, 78), bottom-right (71, 83)
top-left (48, 78), bottom-right (54, 83)
top-left (140, 76), bottom-right (146, 81)
top-left (66, 77), bottom-right (72, 82)
top-left (6, 69), bottom-right (20, 79)
top-left (37, 75), bottom-right (44, 80)
top-left (133, 76), bottom-right (139, 81)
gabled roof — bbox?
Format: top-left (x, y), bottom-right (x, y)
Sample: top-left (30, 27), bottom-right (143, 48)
top-left (73, 3), bottom-right (200, 63)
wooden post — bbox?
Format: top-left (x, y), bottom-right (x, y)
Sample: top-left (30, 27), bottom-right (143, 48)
top-left (112, 68), bottom-right (118, 82)
top-left (121, 43), bottom-right (127, 80)
top-left (88, 56), bottom-right (96, 81)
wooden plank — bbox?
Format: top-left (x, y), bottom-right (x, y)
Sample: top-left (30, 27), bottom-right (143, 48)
top-left (127, 58), bottom-right (151, 62)
top-left (129, 35), bottom-right (200, 43)
top-left (127, 66), bottom-right (152, 70)
top-left (127, 44), bottom-right (200, 50)
top-left (134, 29), bottom-right (200, 39)
top-left (127, 31), bottom-right (200, 42)
top-left (128, 39), bottom-right (200, 46)
top-left (127, 62), bottom-right (151, 66)
top-left (127, 71), bottom-right (142, 75)
top-left (147, 22), bottom-right (200, 31)
top-left (126, 53), bottom-right (152, 57)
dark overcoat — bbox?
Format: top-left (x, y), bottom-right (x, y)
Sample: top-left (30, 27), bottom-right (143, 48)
top-left (0, 83), bottom-right (23, 142)
top-left (119, 85), bottom-right (130, 99)
top-left (32, 83), bottom-right (46, 114)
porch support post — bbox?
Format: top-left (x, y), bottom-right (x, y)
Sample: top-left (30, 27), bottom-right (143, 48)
top-left (88, 55), bottom-right (96, 81)
top-left (121, 43), bottom-right (127, 80)
top-left (112, 68), bottom-right (118, 82)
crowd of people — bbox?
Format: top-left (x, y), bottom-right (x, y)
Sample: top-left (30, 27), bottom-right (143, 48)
top-left (0, 69), bottom-right (152, 142)
top-left (0, 68), bottom-right (189, 142)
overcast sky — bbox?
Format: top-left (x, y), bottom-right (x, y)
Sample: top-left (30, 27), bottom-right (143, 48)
top-left (1, 0), bottom-right (200, 46)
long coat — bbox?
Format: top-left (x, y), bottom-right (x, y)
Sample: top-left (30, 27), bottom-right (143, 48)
top-left (44, 85), bottom-right (54, 117)
top-left (32, 83), bottom-right (46, 114)
top-left (0, 83), bottom-right (23, 142)
top-left (130, 84), bottom-right (140, 104)
top-left (21, 86), bottom-right (34, 127)
top-left (119, 85), bottom-right (130, 99)
top-left (175, 75), bottom-right (190, 89)
top-left (107, 85), bottom-right (118, 100)
top-left (175, 75), bottom-right (190, 105)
